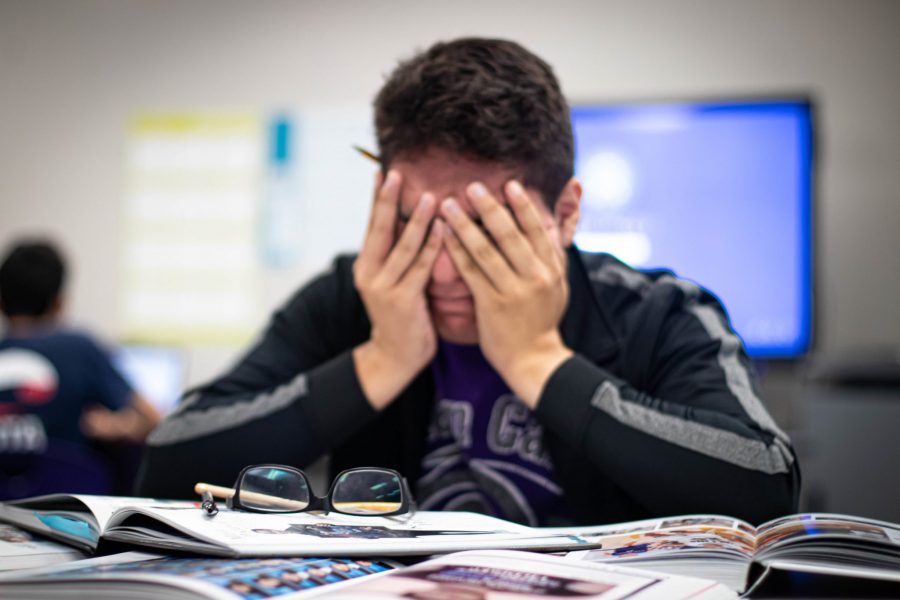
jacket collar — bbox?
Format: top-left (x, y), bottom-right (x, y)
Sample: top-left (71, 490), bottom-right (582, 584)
top-left (559, 246), bottom-right (621, 364)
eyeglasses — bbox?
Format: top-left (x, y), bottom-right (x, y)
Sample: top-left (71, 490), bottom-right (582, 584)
top-left (195, 464), bottom-right (415, 518)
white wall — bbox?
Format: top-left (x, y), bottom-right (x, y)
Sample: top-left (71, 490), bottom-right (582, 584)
top-left (1, 0), bottom-right (898, 386)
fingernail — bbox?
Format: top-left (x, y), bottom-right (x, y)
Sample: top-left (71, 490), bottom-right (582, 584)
top-left (418, 193), bottom-right (434, 211)
top-left (468, 182), bottom-right (487, 199)
top-left (385, 170), bottom-right (399, 185)
top-left (441, 197), bottom-right (460, 215)
top-left (507, 180), bottom-right (525, 197)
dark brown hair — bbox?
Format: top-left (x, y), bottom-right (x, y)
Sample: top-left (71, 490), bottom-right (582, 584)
top-left (0, 239), bottom-right (66, 317)
top-left (374, 38), bottom-right (573, 208)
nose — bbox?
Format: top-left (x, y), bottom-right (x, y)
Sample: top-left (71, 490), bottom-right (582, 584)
top-left (430, 245), bottom-right (461, 286)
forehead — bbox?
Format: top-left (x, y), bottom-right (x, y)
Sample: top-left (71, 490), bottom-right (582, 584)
top-left (391, 150), bottom-right (525, 210)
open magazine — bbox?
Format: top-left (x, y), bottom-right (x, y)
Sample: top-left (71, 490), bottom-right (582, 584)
top-left (0, 494), bottom-right (601, 557)
top-left (3, 495), bottom-right (899, 592)
top-left (294, 550), bottom-right (734, 599)
top-left (0, 549), bottom-right (735, 600)
top-left (0, 523), bottom-right (85, 571)
top-left (0, 551), bottom-right (399, 599)
top-left (560, 513), bottom-right (900, 593)
top-left (0, 495), bottom-right (194, 554)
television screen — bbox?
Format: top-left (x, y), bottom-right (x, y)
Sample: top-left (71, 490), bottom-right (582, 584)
top-left (571, 99), bottom-right (813, 358)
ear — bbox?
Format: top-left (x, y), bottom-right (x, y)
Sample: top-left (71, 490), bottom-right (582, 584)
top-left (554, 178), bottom-right (582, 247)
top-left (49, 294), bottom-right (65, 319)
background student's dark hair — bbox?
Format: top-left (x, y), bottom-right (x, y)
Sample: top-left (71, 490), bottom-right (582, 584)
top-left (0, 239), bottom-right (66, 317)
top-left (374, 37), bottom-right (574, 208)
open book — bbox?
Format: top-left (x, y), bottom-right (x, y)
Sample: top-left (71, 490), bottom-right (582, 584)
top-left (0, 523), bottom-right (85, 572)
top-left (0, 494), bottom-right (600, 557)
top-left (309, 549), bottom-right (735, 599)
top-left (4, 495), bottom-right (899, 593)
top-left (0, 551), bottom-right (399, 599)
top-left (560, 513), bottom-right (900, 594)
top-left (0, 495), bottom-right (194, 554)
top-left (0, 549), bottom-right (735, 599)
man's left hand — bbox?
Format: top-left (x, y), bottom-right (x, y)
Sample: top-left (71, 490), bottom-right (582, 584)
top-left (440, 180), bottom-right (573, 409)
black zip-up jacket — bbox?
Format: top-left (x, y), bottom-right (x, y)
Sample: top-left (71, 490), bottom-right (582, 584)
top-left (137, 248), bottom-right (800, 525)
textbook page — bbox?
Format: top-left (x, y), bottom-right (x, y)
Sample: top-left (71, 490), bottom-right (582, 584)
top-left (0, 551), bottom-right (399, 599)
top-left (103, 506), bottom-right (601, 557)
top-left (305, 549), bottom-right (736, 599)
top-left (565, 513), bottom-right (900, 592)
top-left (0, 494), bottom-right (198, 552)
top-left (0, 524), bottom-right (85, 571)
top-left (564, 515), bottom-right (757, 592)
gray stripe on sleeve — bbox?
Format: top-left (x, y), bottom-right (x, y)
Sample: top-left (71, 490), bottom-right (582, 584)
top-left (587, 261), bottom-right (794, 471)
top-left (591, 380), bottom-right (790, 474)
top-left (660, 275), bottom-right (792, 445)
top-left (589, 262), bottom-right (652, 295)
top-left (147, 373), bottom-right (308, 446)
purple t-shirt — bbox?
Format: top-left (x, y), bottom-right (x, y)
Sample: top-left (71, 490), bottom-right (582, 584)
top-left (416, 341), bottom-right (573, 526)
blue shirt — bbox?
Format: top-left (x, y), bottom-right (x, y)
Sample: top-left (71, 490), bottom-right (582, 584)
top-left (0, 328), bottom-right (132, 451)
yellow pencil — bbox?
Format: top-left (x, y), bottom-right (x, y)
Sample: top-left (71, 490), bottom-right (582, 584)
top-left (353, 145), bottom-right (382, 164)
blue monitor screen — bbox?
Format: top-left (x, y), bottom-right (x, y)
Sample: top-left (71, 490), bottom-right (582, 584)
top-left (571, 99), bottom-right (813, 358)
top-left (113, 345), bottom-right (186, 415)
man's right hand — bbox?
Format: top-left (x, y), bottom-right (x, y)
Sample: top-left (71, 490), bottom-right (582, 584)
top-left (352, 170), bottom-right (443, 410)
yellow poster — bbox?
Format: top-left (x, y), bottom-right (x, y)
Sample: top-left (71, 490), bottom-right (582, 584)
top-left (120, 113), bottom-right (262, 345)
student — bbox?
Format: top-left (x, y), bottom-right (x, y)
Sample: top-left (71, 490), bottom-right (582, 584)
top-left (138, 38), bottom-right (800, 525)
top-left (0, 239), bottom-right (160, 499)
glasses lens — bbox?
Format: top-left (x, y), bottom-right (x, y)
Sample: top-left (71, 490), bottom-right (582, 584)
top-left (331, 469), bottom-right (404, 515)
top-left (238, 466), bottom-right (310, 512)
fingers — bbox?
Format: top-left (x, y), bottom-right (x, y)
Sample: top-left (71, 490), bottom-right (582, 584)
top-left (465, 182), bottom-right (539, 277)
top-left (359, 170), bottom-right (401, 271)
top-left (378, 192), bottom-right (438, 286)
top-left (371, 169), bottom-right (384, 203)
top-left (441, 197), bottom-right (515, 290)
top-left (443, 221), bottom-right (496, 295)
top-left (402, 219), bottom-right (445, 289)
top-left (504, 180), bottom-right (561, 269)
top-left (364, 169), bottom-right (386, 233)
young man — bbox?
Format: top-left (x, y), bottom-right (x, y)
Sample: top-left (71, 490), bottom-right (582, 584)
top-left (0, 240), bottom-right (160, 498)
top-left (138, 38), bottom-right (800, 525)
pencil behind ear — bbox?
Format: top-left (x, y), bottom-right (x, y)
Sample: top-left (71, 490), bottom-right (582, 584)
top-left (554, 178), bottom-right (582, 247)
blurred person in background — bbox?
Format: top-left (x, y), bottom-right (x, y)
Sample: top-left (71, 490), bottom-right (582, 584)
top-left (0, 239), bottom-right (160, 499)
top-left (139, 38), bottom-right (799, 526)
